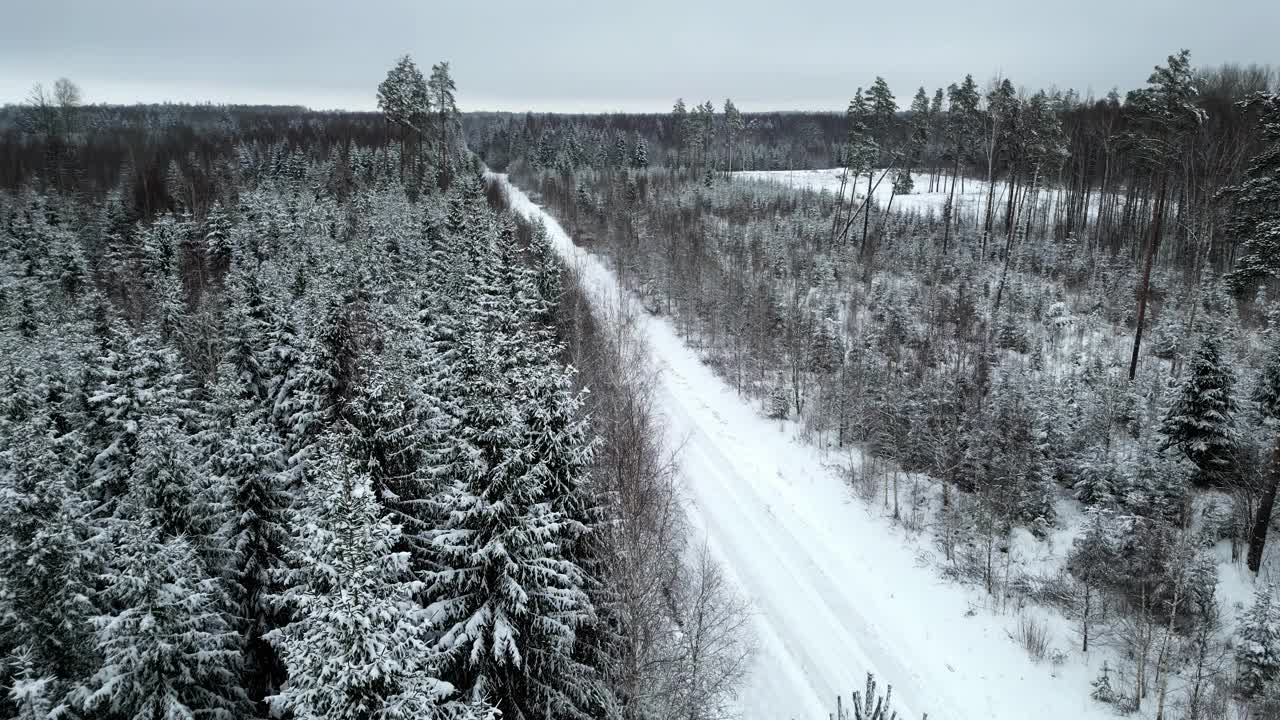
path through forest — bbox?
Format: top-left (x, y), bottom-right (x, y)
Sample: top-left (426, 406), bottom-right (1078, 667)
top-left (498, 174), bottom-right (1111, 720)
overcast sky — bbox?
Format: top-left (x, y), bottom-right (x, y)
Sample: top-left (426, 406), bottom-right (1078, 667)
top-left (1, 0), bottom-right (1275, 113)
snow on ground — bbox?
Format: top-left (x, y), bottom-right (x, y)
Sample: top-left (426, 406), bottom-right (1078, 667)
top-left (740, 166), bottom-right (1272, 679)
top-left (736, 168), bottom-right (1102, 228)
top-left (497, 173), bottom-right (1115, 720)
top-left (737, 168), bottom-right (987, 219)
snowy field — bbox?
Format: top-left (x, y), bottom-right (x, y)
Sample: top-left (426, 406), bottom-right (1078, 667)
top-left (499, 173), bottom-right (1117, 720)
top-left (735, 168), bottom-right (1102, 227)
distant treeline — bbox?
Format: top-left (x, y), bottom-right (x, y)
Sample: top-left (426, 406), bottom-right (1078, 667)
top-left (0, 102), bottom-right (389, 214)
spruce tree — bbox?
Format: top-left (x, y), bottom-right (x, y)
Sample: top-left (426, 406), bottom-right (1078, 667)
top-left (268, 436), bottom-right (484, 720)
top-left (344, 355), bottom-right (430, 526)
top-left (630, 133), bottom-right (648, 169)
top-left (1248, 325), bottom-right (1280, 572)
top-left (423, 322), bottom-right (601, 720)
top-left (84, 330), bottom-right (187, 514)
top-left (132, 413), bottom-right (202, 542)
top-left (1225, 92), bottom-right (1280, 294)
top-left (216, 404), bottom-right (290, 713)
top-left (611, 131), bottom-right (628, 168)
top-left (219, 266), bottom-right (274, 406)
top-left (76, 521), bottom-right (246, 720)
top-left (1159, 331), bottom-right (1237, 485)
top-left (0, 409), bottom-right (98, 687)
top-left (526, 221), bottom-right (563, 317)
top-left (519, 358), bottom-right (620, 718)
top-left (7, 647), bottom-right (57, 720)
top-left (1238, 584), bottom-right (1280, 698)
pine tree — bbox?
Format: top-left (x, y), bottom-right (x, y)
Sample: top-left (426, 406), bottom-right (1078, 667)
top-left (1124, 49), bottom-right (1205, 379)
top-left (428, 62), bottom-right (459, 179)
top-left (377, 55), bottom-right (431, 134)
top-left (268, 437), bottom-right (485, 720)
top-left (1159, 331), bottom-right (1237, 485)
top-left (859, 77), bottom-right (896, 250)
top-left (941, 75), bottom-right (981, 253)
top-left (723, 98), bottom-right (744, 173)
top-left (833, 89), bottom-right (877, 246)
top-left (671, 99), bottom-right (690, 167)
top-left (866, 77), bottom-right (897, 156)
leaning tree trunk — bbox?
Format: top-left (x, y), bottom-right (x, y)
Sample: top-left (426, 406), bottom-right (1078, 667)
top-left (832, 163), bottom-right (850, 246)
top-left (862, 169), bottom-right (874, 254)
top-left (1128, 171), bottom-right (1168, 381)
top-left (993, 166), bottom-right (1037, 315)
top-left (1247, 432), bottom-right (1280, 573)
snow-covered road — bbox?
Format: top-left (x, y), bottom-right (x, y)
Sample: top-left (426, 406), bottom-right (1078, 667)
top-left (497, 174), bottom-right (1109, 720)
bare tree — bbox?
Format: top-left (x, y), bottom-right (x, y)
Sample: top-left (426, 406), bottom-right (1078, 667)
top-left (19, 83), bottom-right (59, 136)
top-left (54, 77), bottom-right (81, 134)
top-left (667, 544), bottom-right (755, 720)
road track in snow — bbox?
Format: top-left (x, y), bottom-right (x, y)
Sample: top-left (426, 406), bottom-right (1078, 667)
top-left (498, 174), bottom-right (1108, 720)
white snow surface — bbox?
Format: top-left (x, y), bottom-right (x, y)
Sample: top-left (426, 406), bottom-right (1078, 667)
top-left (497, 174), bottom-right (1113, 720)
top-left (735, 168), bottom-right (1103, 227)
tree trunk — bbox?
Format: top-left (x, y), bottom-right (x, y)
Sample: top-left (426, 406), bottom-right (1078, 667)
top-left (1247, 432), bottom-right (1280, 573)
top-left (878, 182), bottom-right (899, 245)
top-left (862, 170), bottom-right (874, 254)
top-left (942, 154), bottom-right (960, 254)
top-left (1128, 172), bottom-right (1168, 381)
top-left (831, 164), bottom-right (850, 246)
top-left (993, 169), bottom-right (1034, 315)
top-left (982, 162), bottom-right (997, 258)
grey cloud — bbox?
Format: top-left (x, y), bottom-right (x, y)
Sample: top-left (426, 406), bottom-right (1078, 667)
top-left (1, 0), bottom-right (1275, 111)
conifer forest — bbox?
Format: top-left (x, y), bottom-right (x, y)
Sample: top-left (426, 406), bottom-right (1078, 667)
top-left (2, 6), bottom-right (1280, 720)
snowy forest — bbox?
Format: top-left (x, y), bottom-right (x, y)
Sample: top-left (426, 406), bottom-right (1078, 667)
top-left (470, 50), bottom-right (1280, 719)
top-left (0, 60), bottom-right (753, 720)
top-left (3, 42), bottom-right (1280, 720)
